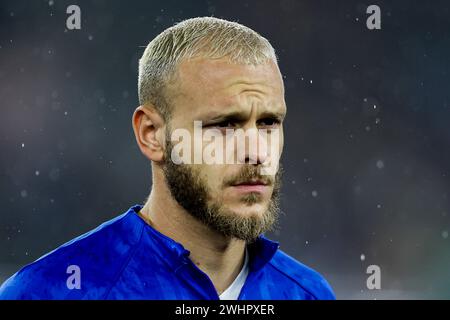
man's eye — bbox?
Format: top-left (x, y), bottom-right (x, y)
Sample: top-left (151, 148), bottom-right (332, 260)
top-left (206, 121), bottom-right (235, 128)
top-left (258, 118), bottom-right (281, 127)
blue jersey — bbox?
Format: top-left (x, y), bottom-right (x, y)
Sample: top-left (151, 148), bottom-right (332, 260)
top-left (0, 205), bottom-right (335, 300)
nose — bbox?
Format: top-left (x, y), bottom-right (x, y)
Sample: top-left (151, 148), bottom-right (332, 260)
top-left (236, 127), bottom-right (269, 165)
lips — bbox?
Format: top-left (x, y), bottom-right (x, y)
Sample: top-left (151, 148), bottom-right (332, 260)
top-left (231, 179), bottom-right (269, 193)
top-left (233, 179), bottom-right (268, 186)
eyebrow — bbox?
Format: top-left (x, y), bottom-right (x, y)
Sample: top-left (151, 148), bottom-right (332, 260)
top-left (203, 109), bottom-right (286, 123)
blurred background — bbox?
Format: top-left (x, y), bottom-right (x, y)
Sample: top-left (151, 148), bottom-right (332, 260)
top-left (1, 0), bottom-right (449, 299)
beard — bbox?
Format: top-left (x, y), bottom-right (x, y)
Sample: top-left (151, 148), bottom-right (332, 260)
top-left (162, 138), bottom-right (282, 243)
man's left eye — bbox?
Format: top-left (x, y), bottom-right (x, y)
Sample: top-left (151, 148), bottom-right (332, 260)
top-left (258, 118), bottom-right (281, 126)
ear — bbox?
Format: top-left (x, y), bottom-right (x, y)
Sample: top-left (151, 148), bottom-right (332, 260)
top-left (132, 105), bottom-right (166, 163)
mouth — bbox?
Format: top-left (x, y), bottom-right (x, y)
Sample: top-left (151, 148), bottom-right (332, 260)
top-left (230, 179), bottom-right (270, 193)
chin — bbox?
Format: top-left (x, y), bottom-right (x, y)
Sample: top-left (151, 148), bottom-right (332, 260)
top-left (227, 203), bottom-right (268, 218)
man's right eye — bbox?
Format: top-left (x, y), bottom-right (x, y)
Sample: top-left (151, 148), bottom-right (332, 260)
top-left (205, 121), bottom-right (235, 128)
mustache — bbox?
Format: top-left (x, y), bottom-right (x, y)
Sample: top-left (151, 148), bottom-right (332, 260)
top-left (223, 166), bottom-right (274, 187)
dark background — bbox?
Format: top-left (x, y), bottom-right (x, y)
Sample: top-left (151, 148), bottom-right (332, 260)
top-left (1, 0), bottom-right (449, 299)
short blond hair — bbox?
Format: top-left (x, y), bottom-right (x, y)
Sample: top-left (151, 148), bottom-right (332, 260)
top-left (138, 17), bottom-right (277, 119)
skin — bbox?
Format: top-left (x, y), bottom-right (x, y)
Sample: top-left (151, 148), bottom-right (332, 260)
top-left (132, 57), bottom-right (286, 295)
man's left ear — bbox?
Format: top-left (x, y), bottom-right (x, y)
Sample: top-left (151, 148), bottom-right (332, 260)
top-left (132, 105), bottom-right (166, 163)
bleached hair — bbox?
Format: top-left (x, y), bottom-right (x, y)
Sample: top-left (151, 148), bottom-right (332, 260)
top-left (138, 16), bottom-right (277, 120)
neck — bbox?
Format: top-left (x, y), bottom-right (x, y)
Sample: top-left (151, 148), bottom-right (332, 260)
top-left (140, 166), bottom-right (247, 294)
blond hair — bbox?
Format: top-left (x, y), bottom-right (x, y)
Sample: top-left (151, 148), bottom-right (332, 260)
top-left (138, 17), bottom-right (277, 119)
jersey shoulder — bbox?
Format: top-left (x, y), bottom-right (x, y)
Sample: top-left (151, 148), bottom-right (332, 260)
top-left (269, 249), bottom-right (336, 300)
top-left (0, 210), bottom-right (143, 300)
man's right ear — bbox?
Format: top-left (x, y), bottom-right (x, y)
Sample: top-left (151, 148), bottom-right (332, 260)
top-left (132, 105), bottom-right (165, 163)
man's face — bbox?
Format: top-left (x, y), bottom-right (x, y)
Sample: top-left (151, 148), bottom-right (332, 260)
top-left (162, 57), bottom-right (286, 242)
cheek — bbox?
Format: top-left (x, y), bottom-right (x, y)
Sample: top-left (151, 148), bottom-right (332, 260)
top-left (279, 130), bottom-right (284, 155)
top-left (198, 164), bottom-right (226, 194)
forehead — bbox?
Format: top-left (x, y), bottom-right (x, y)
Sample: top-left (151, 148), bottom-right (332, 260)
top-left (170, 57), bottom-right (285, 118)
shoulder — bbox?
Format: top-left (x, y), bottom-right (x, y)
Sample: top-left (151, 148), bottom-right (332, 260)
top-left (268, 249), bottom-right (336, 300)
top-left (0, 209), bottom-right (144, 300)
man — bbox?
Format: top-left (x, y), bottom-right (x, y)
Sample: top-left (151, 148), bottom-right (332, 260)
top-left (0, 17), bottom-right (335, 300)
